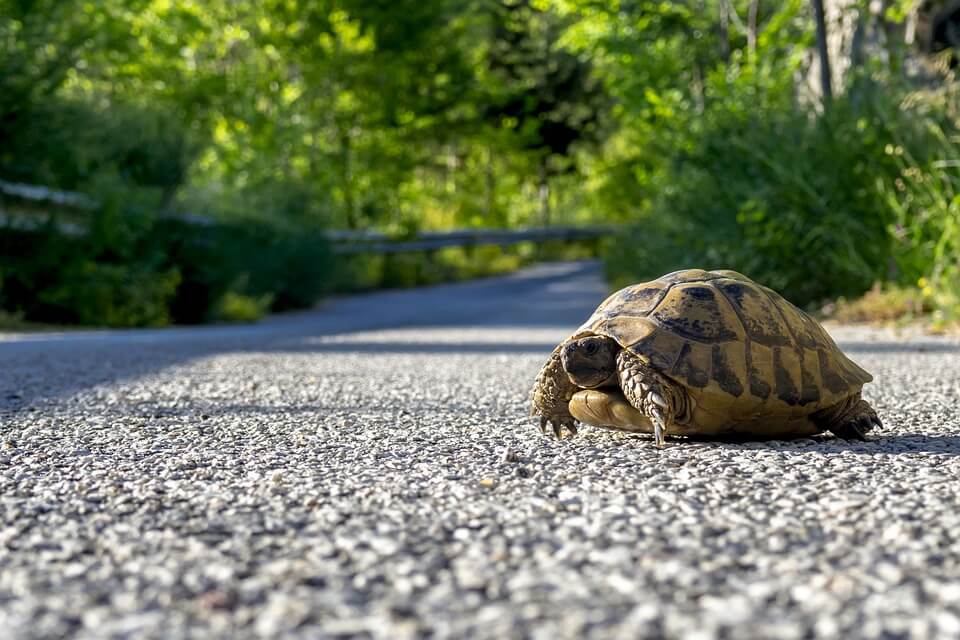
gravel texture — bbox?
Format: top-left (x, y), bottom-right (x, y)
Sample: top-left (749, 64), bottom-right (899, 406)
top-left (2, 261), bottom-right (960, 639)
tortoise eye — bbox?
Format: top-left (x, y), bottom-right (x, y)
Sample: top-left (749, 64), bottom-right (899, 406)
top-left (585, 342), bottom-right (599, 355)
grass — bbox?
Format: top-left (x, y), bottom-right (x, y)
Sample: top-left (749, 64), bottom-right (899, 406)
top-left (825, 282), bottom-right (959, 334)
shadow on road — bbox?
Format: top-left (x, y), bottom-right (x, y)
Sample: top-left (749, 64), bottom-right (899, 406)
top-left (862, 434), bottom-right (960, 456)
top-left (688, 433), bottom-right (960, 456)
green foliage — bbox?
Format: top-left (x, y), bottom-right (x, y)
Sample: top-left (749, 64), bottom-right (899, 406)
top-left (0, 225), bottom-right (174, 327)
top-left (39, 260), bottom-right (181, 327)
top-left (1, 0), bottom-right (622, 328)
top-left (152, 219), bottom-right (334, 324)
top-left (0, 309), bottom-right (30, 331)
top-left (607, 86), bottom-right (914, 304)
top-left (562, 0), bottom-right (960, 316)
top-left (881, 92), bottom-right (960, 321)
top-left (0, 97), bottom-right (197, 202)
top-left (0, 217), bottom-right (334, 327)
top-left (211, 292), bottom-right (273, 323)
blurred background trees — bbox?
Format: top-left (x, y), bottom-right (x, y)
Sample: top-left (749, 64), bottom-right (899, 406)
top-left (2, 0), bottom-right (960, 326)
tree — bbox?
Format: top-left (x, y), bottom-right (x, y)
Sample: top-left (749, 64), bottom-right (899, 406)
top-left (812, 0), bottom-right (834, 104)
top-left (483, 0), bottom-right (607, 224)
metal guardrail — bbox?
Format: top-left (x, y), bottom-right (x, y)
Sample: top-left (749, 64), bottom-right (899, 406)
top-left (0, 179), bottom-right (617, 253)
top-left (329, 226), bottom-right (615, 254)
top-left (0, 180), bottom-right (97, 210)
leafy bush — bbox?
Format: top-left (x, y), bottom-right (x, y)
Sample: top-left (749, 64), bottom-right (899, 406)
top-left (210, 292), bottom-right (274, 323)
top-left (605, 78), bottom-right (944, 307)
top-left (0, 96), bottom-right (198, 201)
top-left (0, 226), bottom-right (174, 327)
top-left (39, 260), bottom-right (181, 327)
top-left (0, 216), bottom-right (335, 327)
top-left (149, 219), bottom-right (335, 324)
top-left (870, 80), bottom-right (960, 323)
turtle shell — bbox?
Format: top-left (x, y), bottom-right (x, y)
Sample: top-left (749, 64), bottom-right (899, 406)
top-left (578, 269), bottom-right (871, 425)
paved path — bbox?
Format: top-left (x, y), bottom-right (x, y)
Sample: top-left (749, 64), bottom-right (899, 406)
top-left (2, 261), bottom-right (960, 638)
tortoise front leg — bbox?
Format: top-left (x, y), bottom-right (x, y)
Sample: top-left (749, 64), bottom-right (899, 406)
top-left (617, 351), bottom-right (688, 448)
top-left (530, 343), bottom-right (580, 439)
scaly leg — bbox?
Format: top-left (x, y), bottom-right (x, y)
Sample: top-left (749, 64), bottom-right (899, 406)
top-left (812, 393), bottom-right (882, 440)
top-left (530, 343), bottom-right (580, 439)
top-left (617, 350), bottom-right (688, 448)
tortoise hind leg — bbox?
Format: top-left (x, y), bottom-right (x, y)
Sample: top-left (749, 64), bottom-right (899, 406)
top-left (812, 393), bottom-right (882, 440)
top-left (617, 351), bottom-right (689, 448)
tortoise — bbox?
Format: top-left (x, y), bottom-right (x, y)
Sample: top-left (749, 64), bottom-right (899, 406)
top-left (530, 269), bottom-right (881, 446)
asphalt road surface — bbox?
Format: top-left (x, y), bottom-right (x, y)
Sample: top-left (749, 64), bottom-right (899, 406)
top-left (2, 261), bottom-right (960, 639)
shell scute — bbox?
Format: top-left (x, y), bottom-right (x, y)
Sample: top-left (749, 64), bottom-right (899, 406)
top-left (596, 282), bottom-right (667, 318)
top-left (772, 346), bottom-right (801, 405)
top-left (818, 349), bottom-right (851, 394)
top-left (773, 295), bottom-right (832, 351)
top-left (710, 344), bottom-right (745, 397)
top-left (799, 367), bottom-right (822, 405)
top-left (671, 342), bottom-right (710, 388)
top-left (600, 314), bottom-right (656, 347)
top-left (715, 279), bottom-right (791, 347)
top-left (629, 328), bottom-right (685, 371)
top-left (746, 341), bottom-right (774, 400)
top-left (651, 283), bottom-right (743, 343)
top-left (660, 269), bottom-right (719, 283)
top-left (710, 269), bottom-right (752, 282)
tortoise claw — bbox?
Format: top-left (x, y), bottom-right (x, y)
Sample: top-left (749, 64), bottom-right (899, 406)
top-left (650, 407), bottom-right (668, 449)
top-left (536, 415), bottom-right (579, 440)
top-left (831, 417), bottom-right (871, 440)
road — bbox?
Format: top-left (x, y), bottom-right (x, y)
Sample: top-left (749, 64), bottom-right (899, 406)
top-left (2, 260), bottom-right (960, 639)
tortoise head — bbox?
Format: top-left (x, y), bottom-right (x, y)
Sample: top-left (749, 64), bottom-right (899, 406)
top-left (561, 335), bottom-right (620, 389)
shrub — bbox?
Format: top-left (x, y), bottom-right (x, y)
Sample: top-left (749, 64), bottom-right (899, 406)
top-left (210, 292), bottom-right (274, 323)
top-left (879, 92), bottom-right (960, 323)
top-left (828, 283), bottom-right (933, 325)
top-left (0, 226), bottom-right (179, 327)
top-left (0, 216), bottom-right (335, 327)
top-left (39, 260), bottom-right (181, 327)
top-left (605, 79), bottom-right (941, 307)
top-left (151, 219), bottom-right (334, 324)
top-left (0, 96), bottom-right (198, 201)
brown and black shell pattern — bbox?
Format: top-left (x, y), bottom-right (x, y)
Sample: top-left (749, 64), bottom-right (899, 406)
top-left (577, 269), bottom-right (872, 427)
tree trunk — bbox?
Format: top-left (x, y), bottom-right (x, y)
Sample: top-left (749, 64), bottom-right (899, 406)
top-left (719, 0), bottom-right (731, 60)
top-left (538, 158), bottom-right (550, 227)
top-left (338, 124), bottom-right (357, 229)
top-left (850, 5), bottom-right (867, 69)
top-left (812, 0), bottom-right (834, 105)
top-left (747, 0), bottom-right (760, 63)
top-left (691, 58), bottom-right (706, 113)
top-left (484, 145), bottom-right (496, 223)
